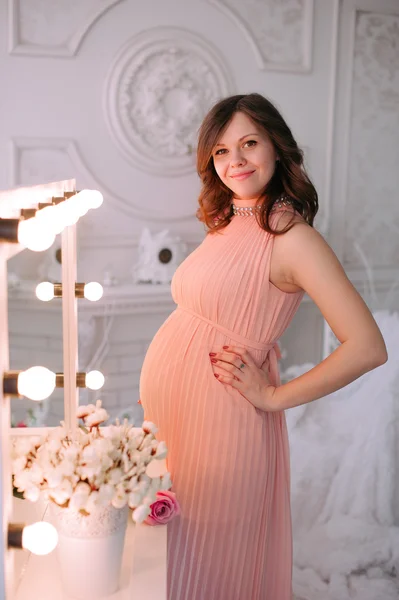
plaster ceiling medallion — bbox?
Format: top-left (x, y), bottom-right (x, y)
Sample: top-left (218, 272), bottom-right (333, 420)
top-left (208, 0), bottom-right (313, 72)
top-left (103, 27), bottom-right (234, 176)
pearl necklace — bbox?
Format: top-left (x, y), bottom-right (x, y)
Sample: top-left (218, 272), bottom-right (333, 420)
top-left (232, 196), bottom-right (293, 216)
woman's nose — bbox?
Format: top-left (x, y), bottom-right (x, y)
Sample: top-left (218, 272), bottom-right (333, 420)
top-left (230, 150), bottom-right (246, 168)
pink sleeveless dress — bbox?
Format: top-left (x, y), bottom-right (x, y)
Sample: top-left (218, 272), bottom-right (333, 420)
top-left (140, 199), bottom-right (304, 600)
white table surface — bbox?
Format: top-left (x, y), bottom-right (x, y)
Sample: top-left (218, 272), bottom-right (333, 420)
top-left (14, 519), bottom-right (166, 600)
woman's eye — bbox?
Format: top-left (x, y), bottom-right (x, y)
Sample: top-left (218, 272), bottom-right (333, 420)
top-left (244, 140), bottom-right (257, 147)
top-left (214, 149), bottom-right (227, 156)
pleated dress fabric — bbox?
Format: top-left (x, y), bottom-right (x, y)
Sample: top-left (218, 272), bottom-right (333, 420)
top-left (139, 200), bottom-right (305, 600)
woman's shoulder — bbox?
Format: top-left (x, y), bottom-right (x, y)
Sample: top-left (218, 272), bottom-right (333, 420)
top-left (269, 203), bottom-right (308, 233)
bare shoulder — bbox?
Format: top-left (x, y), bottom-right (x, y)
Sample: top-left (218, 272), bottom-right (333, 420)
top-left (272, 211), bottom-right (387, 359)
top-left (271, 207), bottom-right (307, 231)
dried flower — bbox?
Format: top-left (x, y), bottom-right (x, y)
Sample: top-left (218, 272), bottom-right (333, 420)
top-left (11, 401), bottom-right (174, 523)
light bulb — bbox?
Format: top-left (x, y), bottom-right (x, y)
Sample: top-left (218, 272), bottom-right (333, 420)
top-left (36, 282), bottom-right (55, 301)
top-left (67, 195), bottom-right (89, 218)
top-left (22, 522), bottom-right (58, 555)
top-left (85, 370), bottom-right (105, 390)
top-left (84, 282), bottom-right (103, 301)
top-left (17, 366), bottom-right (56, 401)
top-left (57, 201), bottom-right (80, 226)
top-left (18, 219), bottom-right (56, 252)
top-left (77, 189), bottom-right (103, 210)
top-left (35, 205), bottom-right (65, 235)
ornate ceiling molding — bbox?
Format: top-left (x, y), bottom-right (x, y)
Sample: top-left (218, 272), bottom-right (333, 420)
top-left (8, 0), bottom-right (124, 57)
top-left (103, 27), bottom-right (234, 176)
top-left (208, 0), bottom-right (314, 72)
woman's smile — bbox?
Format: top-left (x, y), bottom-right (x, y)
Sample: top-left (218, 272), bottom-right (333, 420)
top-left (230, 170), bottom-right (255, 181)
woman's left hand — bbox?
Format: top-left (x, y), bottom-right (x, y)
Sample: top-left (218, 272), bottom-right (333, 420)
top-left (209, 346), bottom-right (280, 412)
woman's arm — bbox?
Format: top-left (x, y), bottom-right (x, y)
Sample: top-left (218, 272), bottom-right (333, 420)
top-left (273, 216), bottom-right (388, 411)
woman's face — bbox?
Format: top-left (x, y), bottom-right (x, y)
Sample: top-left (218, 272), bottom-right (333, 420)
top-left (212, 111), bottom-right (278, 201)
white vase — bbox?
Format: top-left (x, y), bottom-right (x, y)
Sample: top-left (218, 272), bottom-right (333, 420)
top-left (49, 502), bottom-right (129, 599)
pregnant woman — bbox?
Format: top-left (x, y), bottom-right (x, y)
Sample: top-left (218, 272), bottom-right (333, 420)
top-left (139, 93), bottom-right (387, 600)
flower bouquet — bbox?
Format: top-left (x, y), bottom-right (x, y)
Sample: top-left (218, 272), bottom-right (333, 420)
top-left (11, 400), bottom-right (176, 599)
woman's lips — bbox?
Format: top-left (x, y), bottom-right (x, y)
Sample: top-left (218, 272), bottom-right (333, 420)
top-left (230, 171), bottom-right (255, 181)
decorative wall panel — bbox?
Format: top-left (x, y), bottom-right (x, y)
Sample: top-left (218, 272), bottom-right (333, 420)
top-left (8, 0), bottom-right (123, 56)
top-left (103, 27), bottom-right (234, 176)
top-left (208, 0), bottom-right (314, 71)
top-left (10, 139), bottom-right (74, 186)
top-left (344, 11), bottom-right (399, 268)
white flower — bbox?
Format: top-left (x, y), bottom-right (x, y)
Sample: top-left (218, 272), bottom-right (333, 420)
top-left (12, 456), bottom-right (27, 474)
top-left (149, 476), bottom-right (161, 494)
top-left (46, 466), bottom-right (65, 488)
top-left (49, 479), bottom-right (73, 505)
top-left (91, 437), bottom-right (113, 456)
top-left (10, 403), bottom-right (174, 516)
top-left (24, 485), bottom-right (40, 502)
top-left (155, 441), bottom-right (168, 460)
top-left (160, 472), bottom-right (172, 490)
top-left (128, 432), bottom-right (144, 450)
top-left (107, 468), bottom-right (123, 485)
top-left (97, 484), bottom-right (114, 506)
top-left (142, 421), bottom-right (158, 436)
top-left (63, 445), bottom-right (80, 461)
top-left (142, 489), bottom-right (157, 506)
top-left (60, 459), bottom-right (76, 478)
top-left (140, 435), bottom-right (154, 450)
top-left (137, 477), bottom-right (150, 497)
top-left (76, 403), bottom-right (96, 419)
top-left (85, 408), bottom-right (109, 428)
top-left (14, 469), bottom-right (37, 491)
top-left (14, 437), bottom-right (36, 457)
top-left (139, 446), bottom-right (153, 462)
top-left (46, 438), bottom-right (62, 454)
top-left (111, 485), bottom-right (127, 509)
top-left (128, 491), bottom-right (142, 508)
top-left (69, 482), bottom-right (91, 511)
top-left (128, 475), bottom-right (138, 488)
top-left (132, 504), bottom-right (151, 524)
top-left (85, 491), bottom-right (99, 513)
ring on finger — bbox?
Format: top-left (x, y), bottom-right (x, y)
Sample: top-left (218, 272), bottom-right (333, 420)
top-left (239, 362), bottom-right (245, 370)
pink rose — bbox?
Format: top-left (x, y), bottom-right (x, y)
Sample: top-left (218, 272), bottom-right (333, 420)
top-left (144, 490), bottom-right (181, 526)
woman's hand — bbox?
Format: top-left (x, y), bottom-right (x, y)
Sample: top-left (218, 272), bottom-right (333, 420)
top-left (209, 346), bottom-right (281, 412)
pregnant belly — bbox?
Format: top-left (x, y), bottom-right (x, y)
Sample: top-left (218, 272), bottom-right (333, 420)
top-left (140, 309), bottom-right (211, 398)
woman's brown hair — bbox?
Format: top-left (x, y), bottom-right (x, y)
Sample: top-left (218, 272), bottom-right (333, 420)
top-left (195, 93), bottom-right (318, 235)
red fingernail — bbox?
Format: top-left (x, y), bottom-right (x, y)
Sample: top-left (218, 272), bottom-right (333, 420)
top-left (223, 346), bottom-right (229, 349)
top-left (214, 374), bottom-right (219, 378)
top-left (209, 352), bottom-right (216, 356)
top-left (211, 358), bottom-right (217, 363)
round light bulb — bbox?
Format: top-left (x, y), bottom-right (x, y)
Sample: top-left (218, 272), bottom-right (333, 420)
top-left (35, 205), bottom-right (64, 235)
top-left (17, 366), bottom-right (56, 401)
top-left (22, 522), bottom-right (58, 555)
top-left (85, 370), bottom-right (105, 390)
top-left (42, 205), bottom-right (65, 235)
top-left (78, 189), bottom-right (103, 210)
top-left (35, 282), bottom-right (55, 302)
top-left (57, 201), bottom-right (80, 227)
top-left (18, 219), bottom-right (56, 252)
top-left (84, 282), bottom-right (103, 301)
top-left (68, 196), bottom-right (89, 218)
